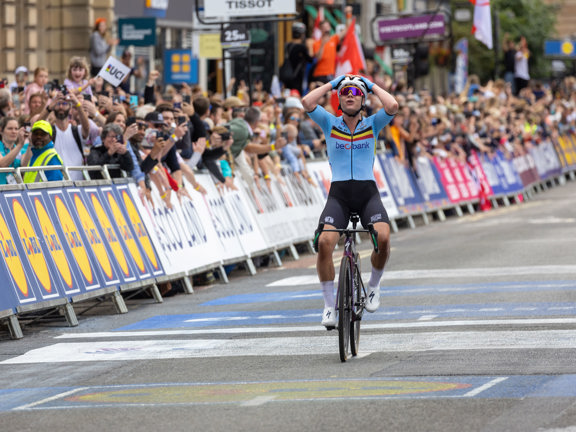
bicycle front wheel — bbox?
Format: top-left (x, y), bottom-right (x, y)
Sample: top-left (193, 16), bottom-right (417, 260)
top-left (350, 253), bottom-right (362, 356)
top-left (338, 255), bottom-right (352, 362)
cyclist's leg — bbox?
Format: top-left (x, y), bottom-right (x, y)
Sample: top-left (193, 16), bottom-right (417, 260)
top-left (317, 191), bottom-right (348, 325)
top-left (360, 185), bottom-right (391, 312)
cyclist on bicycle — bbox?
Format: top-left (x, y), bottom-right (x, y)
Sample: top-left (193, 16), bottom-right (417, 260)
top-left (301, 75), bottom-right (398, 327)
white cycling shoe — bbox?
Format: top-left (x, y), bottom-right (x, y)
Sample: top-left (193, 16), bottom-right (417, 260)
top-left (365, 285), bottom-right (380, 313)
top-left (321, 306), bottom-right (336, 328)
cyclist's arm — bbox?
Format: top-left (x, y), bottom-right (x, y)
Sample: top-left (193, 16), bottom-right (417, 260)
top-left (371, 83), bottom-right (398, 116)
top-left (302, 82), bottom-right (333, 113)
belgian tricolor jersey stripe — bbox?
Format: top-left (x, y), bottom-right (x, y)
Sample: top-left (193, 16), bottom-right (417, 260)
top-left (330, 126), bottom-right (374, 141)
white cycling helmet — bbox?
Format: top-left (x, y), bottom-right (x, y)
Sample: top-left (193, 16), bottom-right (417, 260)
top-left (337, 75), bottom-right (369, 97)
top-left (337, 75), bottom-right (368, 116)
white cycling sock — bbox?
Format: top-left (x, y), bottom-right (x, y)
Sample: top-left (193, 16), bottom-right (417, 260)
top-left (321, 281), bottom-right (335, 308)
top-left (368, 267), bottom-right (384, 288)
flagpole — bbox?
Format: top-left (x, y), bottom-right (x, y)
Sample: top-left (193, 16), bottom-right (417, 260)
top-left (493, 8), bottom-right (500, 80)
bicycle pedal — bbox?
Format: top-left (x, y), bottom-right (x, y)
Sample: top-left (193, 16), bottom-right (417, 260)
top-left (325, 325), bottom-right (336, 331)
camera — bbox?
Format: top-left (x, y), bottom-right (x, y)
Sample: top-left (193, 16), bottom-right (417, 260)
top-left (220, 132), bottom-right (231, 141)
top-left (177, 116), bottom-right (187, 125)
top-left (59, 84), bottom-right (68, 95)
top-left (23, 121), bottom-right (31, 133)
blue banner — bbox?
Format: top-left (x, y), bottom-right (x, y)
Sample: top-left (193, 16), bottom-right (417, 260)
top-left (413, 157), bottom-right (451, 210)
top-left (482, 151), bottom-right (524, 195)
top-left (164, 49), bottom-right (198, 85)
top-left (378, 153), bottom-right (426, 214)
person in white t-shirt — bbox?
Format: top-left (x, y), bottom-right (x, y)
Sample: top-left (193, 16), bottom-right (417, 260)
top-left (514, 36), bottom-right (530, 96)
top-left (39, 91), bottom-right (90, 180)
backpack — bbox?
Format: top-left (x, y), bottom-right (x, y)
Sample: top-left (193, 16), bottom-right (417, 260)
top-left (279, 43), bottom-right (299, 86)
top-left (51, 124), bottom-right (85, 164)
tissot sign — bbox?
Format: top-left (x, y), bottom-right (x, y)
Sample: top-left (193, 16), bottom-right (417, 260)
top-left (203, 0), bottom-right (296, 18)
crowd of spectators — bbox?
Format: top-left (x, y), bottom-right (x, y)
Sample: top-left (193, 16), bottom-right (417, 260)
top-left (0, 26), bottom-right (575, 204)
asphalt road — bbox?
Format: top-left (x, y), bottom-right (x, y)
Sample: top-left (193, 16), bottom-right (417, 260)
top-left (1, 178), bottom-right (576, 432)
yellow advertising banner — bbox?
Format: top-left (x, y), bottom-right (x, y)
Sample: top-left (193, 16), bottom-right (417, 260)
top-left (199, 33), bottom-right (223, 59)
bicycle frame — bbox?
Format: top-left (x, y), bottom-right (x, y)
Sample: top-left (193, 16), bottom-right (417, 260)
top-left (313, 213), bottom-right (379, 361)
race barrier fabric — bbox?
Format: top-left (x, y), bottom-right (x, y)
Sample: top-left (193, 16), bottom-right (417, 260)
top-left (1, 133), bottom-right (576, 338)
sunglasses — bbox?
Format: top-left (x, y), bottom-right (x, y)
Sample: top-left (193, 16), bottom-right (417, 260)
top-left (339, 86), bottom-right (364, 97)
top-left (289, 116), bottom-right (300, 122)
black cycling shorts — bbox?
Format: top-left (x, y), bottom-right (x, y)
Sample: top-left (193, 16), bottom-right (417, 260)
top-left (318, 180), bottom-right (390, 229)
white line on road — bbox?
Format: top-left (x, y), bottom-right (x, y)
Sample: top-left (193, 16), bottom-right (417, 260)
top-left (54, 317), bottom-right (576, 339)
top-left (8, 329), bottom-right (576, 364)
top-left (14, 387), bottom-right (89, 410)
top-left (240, 396), bottom-right (277, 406)
top-left (267, 266), bottom-right (576, 286)
top-left (464, 377), bottom-right (509, 397)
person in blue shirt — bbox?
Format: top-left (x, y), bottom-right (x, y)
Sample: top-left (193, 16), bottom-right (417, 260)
top-left (302, 75), bottom-right (398, 327)
top-left (23, 120), bottom-right (64, 183)
top-left (0, 117), bottom-right (28, 184)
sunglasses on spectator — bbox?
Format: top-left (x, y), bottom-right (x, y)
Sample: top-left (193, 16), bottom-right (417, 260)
top-left (136, 122), bottom-right (147, 130)
top-left (289, 116), bottom-right (300, 122)
top-left (339, 86), bottom-right (364, 97)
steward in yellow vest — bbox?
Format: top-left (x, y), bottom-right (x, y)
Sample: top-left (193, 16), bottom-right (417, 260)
top-left (23, 120), bottom-right (64, 183)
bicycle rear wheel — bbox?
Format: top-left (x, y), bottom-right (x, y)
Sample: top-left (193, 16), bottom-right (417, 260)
top-left (338, 255), bottom-right (352, 362)
top-left (350, 253), bottom-right (362, 356)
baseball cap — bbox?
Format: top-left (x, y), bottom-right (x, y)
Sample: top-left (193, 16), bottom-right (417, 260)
top-left (223, 96), bottom-right (244, 110)
top-left (144, 112), bottom-right (166, 124)
top-left (31, 120), bottom-right (53, 136)
top-left (15, 66), bottom-right (28, 75)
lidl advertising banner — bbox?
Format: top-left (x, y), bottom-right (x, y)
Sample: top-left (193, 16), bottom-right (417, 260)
top-left (109, 185), bottom-right (163, 278)
top-left (0, 184), bottom-right (166, 310)
top-left (0, 192), bottom-right (64, 306)
top-left (83, 186), bottom-right (147, 283)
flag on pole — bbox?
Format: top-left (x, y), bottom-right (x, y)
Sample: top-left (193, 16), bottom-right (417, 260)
top-left (313, 6), bottom-right (324, 41)
top-left (335, 18), bottom-right (367, 76)
top-left (470, 0), bottom-right (493, 49)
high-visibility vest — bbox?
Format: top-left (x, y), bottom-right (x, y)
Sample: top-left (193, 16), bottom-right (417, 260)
top-left (23, 149), bottom-right (63, 183)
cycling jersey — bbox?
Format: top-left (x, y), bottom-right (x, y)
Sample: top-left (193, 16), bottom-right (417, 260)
top-left (308, 105), bottom-right (394, 182)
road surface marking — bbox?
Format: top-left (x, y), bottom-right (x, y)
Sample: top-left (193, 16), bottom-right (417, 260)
top-left (54, 318), bottom-right (576, 339)
top-left (464, 377), bottom-right (508, 397)
top-left (7, 329), bottom-right (576, 363)
top-left (267, 267), bottom-right (576, 286)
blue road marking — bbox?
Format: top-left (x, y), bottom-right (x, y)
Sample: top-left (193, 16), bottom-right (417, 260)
top-left (202, 280), bottom-right (576, 306)
top-left (115, 301), bottom-right (576, 331)
top-left (0, 387), bottom-right (74, 410)
top-left (2, 375), bottom-right (576, 411)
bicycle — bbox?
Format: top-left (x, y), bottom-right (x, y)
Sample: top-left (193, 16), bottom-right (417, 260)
top-left (313, 213), bottom-right (379, 362)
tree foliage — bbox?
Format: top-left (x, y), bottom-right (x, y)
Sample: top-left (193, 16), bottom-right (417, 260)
top-left (451, 0), bottom-right (557, 83)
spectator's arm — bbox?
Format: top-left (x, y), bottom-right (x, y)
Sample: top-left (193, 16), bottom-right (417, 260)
top-left (144, 70), bottom-right (160, 105)
top-left (203, 158), bottom-right (226, 183)
top-left (140, 154), bottom-right (158, 174)
top-left (70, 93), bottom-right (90, 139)
top-left (125, 144), bottom-right (143, 182)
